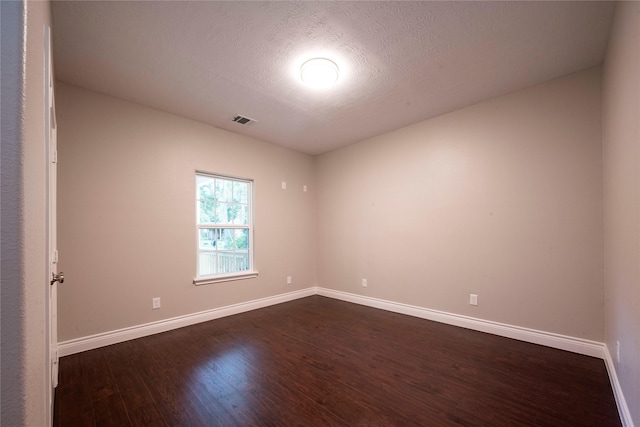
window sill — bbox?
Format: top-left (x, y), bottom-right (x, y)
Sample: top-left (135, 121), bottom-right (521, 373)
top-left (193, 271), bottom-right (259, 286)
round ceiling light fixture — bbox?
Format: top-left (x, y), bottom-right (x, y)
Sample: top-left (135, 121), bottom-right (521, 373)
top-left (300, 58), bottom-right (339, 88)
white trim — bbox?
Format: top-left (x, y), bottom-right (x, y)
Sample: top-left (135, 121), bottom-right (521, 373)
top-left (58, 287), bottom-right (315, 357)
top-left (316, 287), bottom-right (605, 358)
top-left (60, 285), bottom-right (607, 359)
top-left (193, 271), bottom-right (259, 285)
top-left (603, 344), bottom-right (635, 427)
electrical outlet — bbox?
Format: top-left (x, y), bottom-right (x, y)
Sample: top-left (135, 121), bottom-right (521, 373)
top-left (616, 341), bottom-right (620, 363)
top-left (470, 294), bottom-right (478, 306)
top-left (287, 276), bottom-right (292, 285)
top-left (362, 278), bottom-right (368, 287)
top-left (281, 181), bottom-right (287, 190)
top-left (152, 297), bottom-right (161, 310)
top-left (303, 185), bottom-right (308, 192)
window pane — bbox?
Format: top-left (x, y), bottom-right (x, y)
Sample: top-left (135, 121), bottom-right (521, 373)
top-left (198, 181), bottom-right (215, 202)
top-left (215, 202), bottom-right (231, 223)
top-left (199, 201), bottom-right (248, 226)
top-left (196, 175), bottom-right (214, 195)
top-left (215, 179), bottom-right (232, 202)
top-left (198, 227), bottom-right (250, 276)
top-left (216, 228), bottom-right (248, 250)
top-left (233, 228), bottom-right (249, 249)
top-left (198, 200), bottom-right (216, 224)
top-left (233, 181), bottom-right (249, 203)
top-left (231, 204), bottom-right (249, 225)
top-left (198, 228), bottom-right (217, 249)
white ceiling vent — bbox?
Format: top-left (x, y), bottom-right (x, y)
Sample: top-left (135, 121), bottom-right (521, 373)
top-left (232, 115), bottom-right (257, 125)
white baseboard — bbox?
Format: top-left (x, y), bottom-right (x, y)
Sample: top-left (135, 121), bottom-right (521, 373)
top-left (603, 344), bottom-right (635, 427)
top-left (316, 287), bottom-right (605, 358)
top-left (60, 285), bottom-right (606, 359)
top-left (58, 287), bottom-right (316, 357)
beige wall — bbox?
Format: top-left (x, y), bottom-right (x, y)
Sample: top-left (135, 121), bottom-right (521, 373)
top-left (316, 67), bottom-right (604, 341)
top-left (1, 0), bottom-right (52, 425)
top-left (603, 2), bottom-right (640, 424)
top-left (56, 82), bottom-right (316, 341)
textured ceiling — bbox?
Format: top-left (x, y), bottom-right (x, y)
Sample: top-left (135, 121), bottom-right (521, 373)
top-left (51, 1), bottom-right (614, 155)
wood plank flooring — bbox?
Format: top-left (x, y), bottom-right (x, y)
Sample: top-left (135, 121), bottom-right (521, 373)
top-left (54, 296), bottom-right (621, 426)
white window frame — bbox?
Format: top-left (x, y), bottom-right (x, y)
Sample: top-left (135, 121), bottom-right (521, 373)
top-left (193, 171), bottom-right (258, 285)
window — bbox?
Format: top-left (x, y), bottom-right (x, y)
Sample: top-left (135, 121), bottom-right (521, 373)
top-left (193, 172), bottom-right (257, 285)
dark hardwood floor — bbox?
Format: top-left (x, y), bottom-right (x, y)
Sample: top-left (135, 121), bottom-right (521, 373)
top-left (54, 296), bottom-right (621, 426)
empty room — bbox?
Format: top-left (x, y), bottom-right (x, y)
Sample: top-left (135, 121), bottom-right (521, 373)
top-left (2, 1), bottom-right (638, 426)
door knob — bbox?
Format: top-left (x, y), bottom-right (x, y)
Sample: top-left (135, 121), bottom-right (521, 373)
top-left (51, 272), bottom-right (64, 286)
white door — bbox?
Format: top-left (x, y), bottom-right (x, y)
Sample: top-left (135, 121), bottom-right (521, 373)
top-left (45, 24), bottom-right (61, 426)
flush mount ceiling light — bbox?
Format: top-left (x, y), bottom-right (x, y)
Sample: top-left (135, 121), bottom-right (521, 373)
top-left (300, 58), bottom-right (339, 88)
